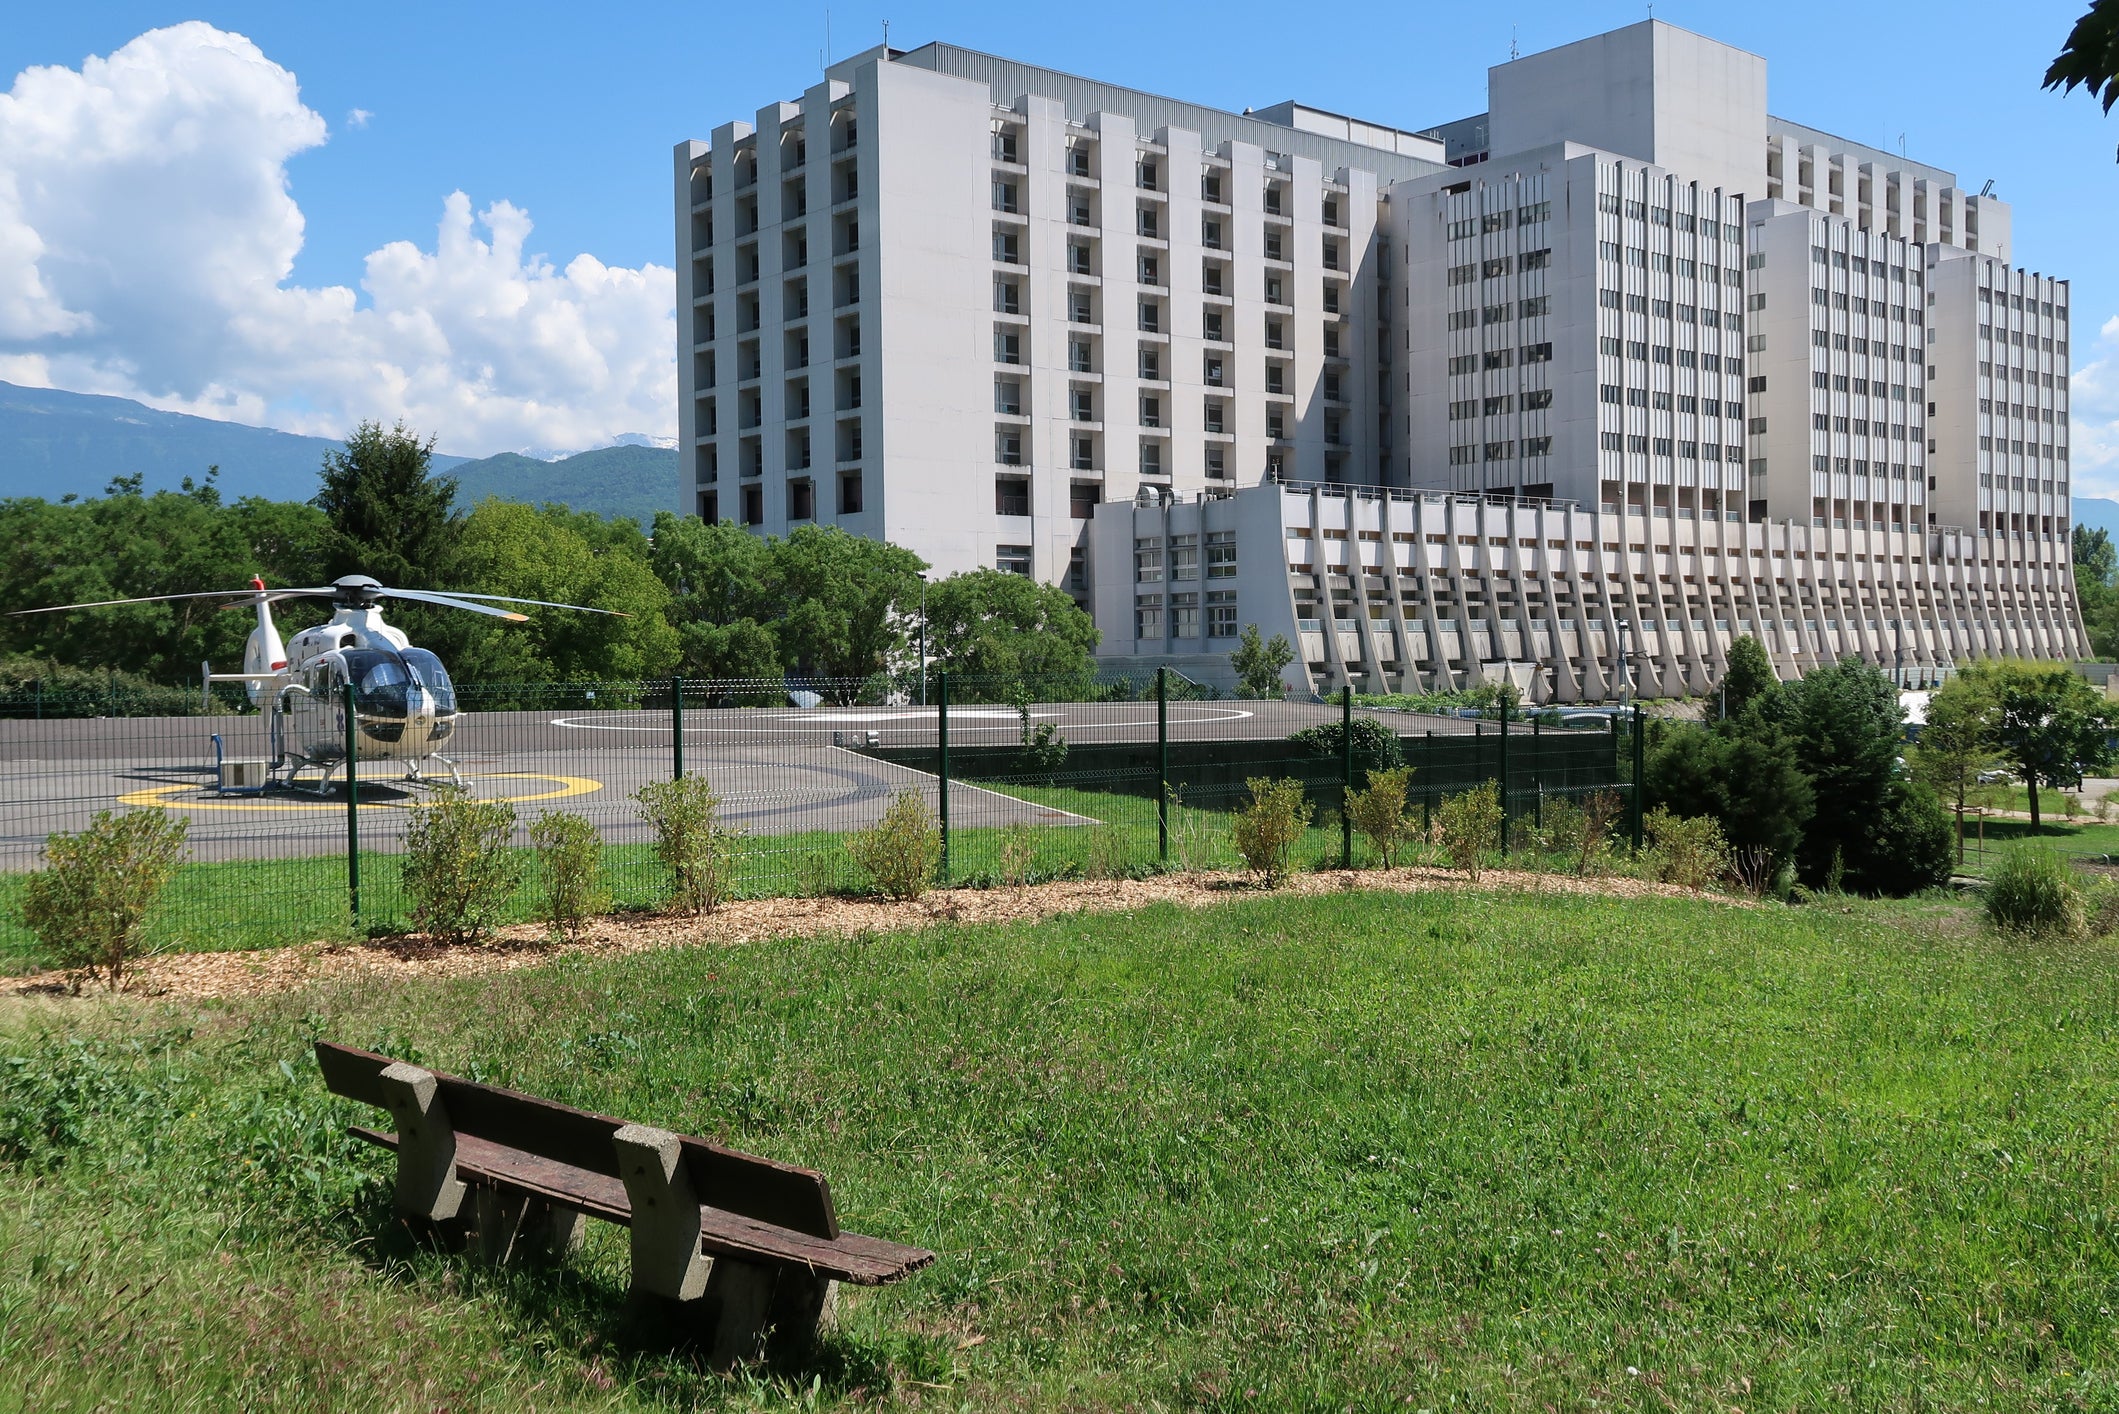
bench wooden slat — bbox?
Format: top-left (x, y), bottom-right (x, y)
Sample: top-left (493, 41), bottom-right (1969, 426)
top-left (349, 1126), bottom-right (932, 1285)
top-left (317, 1041), bottom-right (838, 1240)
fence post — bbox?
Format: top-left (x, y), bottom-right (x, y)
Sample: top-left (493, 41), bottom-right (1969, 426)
top-left (1423, 729), bottom-right (1433, 836)
top-left (670, 675), bottom-right (685, 779)
top-left (343, 680), bottom-right (361, 930)
top-left (1532, 718), bottom-right (1543, 834)
top-left (1340, 685), bottom-right (1354, 869)
top-left (937, 671), bottom-right (951, 883)
top-left (1156, 667), bottom-right (1169, 865)
top-left (1497, 692), bottom-right (1510, 841)
top-left (1629, 703), bottom-right (1645, 853)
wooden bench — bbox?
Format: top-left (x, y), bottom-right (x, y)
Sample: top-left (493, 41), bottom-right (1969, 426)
top-left (316, 1041), bottom-right (933, 1364)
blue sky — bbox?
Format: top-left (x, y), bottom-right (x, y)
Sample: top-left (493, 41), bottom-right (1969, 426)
top-left (1, 1), bottom-right (2113, 470)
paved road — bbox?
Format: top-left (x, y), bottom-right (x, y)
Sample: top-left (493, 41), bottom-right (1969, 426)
top-left (0, 699), bottom-right (1471, 868)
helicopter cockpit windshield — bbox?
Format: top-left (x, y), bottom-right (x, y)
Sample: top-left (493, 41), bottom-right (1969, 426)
top-left (342, 649), bottom-right (415, 717)
top-left (400, 648), bottom-right (457, 716)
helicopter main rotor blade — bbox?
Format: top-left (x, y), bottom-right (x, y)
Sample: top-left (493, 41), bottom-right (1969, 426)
top-left (382, 589), bottom-right (627, 618)
top-left (8, 588), bottom-right (270, 616)
top-left (377, 589), bottom-right (529, 621)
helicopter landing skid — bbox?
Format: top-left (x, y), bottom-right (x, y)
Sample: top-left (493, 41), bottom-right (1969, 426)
top-left (399, 755), bottom-right (467, 790)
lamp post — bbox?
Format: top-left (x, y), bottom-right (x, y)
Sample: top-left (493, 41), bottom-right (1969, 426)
top-left (1616, 617), bottom-right (1632, 706)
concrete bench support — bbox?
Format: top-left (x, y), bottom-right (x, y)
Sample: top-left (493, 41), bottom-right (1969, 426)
top-left (612, 1123), bottom-right (712, 1301)
top-left (377, 1062), bottom-right (465, 1225)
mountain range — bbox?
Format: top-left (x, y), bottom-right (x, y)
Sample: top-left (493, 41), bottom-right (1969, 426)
top-left (0, 381), bottom-right (679, 525)
top-left (1, 378), bottom-right (2109, 544)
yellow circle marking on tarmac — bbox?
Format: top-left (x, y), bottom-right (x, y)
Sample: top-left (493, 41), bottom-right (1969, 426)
top-left (115, 773), bottom-right (603, 811)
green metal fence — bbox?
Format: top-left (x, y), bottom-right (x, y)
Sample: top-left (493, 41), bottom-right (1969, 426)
top-left (0, 672), bottom-right (1641, 969)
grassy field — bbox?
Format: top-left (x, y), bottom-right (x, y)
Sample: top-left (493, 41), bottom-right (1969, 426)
top-left (5, 885), bottom-right (2119, 1409)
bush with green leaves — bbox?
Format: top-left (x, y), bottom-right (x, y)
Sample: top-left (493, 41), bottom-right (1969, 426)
top-left (403, 788), bottom-right (521, 945)
top-left (1346, 766), bottom-right (1417, 868)
top-left (1435, 782), bottom-right (1503, 881)
top-left (1085, 824), bottom-right (1134, 886)
top-left (1984, 846), bottom-right (2085, 936)
top-left (18, 808), bottom-right (188, 990)
top-left (1287, 717), bottom-right (1404, 770)
top-left (529, 810), bottom-right (608, 939)
top-left (1642, 808), bottom-right (1729, 892)
top-left (851, 791), bottom-right (942, 900)
top-left (1231, 777), bottom-right (1313, 885)
top-left (635, 775), bottom-right (742, 915)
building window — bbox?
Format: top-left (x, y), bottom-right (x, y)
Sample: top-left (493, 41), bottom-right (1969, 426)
top-left (1205, 446), bottom-right (1227, 479)
top-left (1135, 595), bottom-right (1164, 640)
top-left (994, 328), bottom-right (1021, 365)
top-left (1070, 480), bottom-right (1101, 520)
top-left (1170, 534), bottom-right (1198, 581)
top-left (741, 484), bottom-right (763, 525)
top-left (1206, 590), bottom-right (1238, 638)
top-left (1171, 593), bottom-right (1200, 640)
top-left (1141, 441), bottom-right (1164, 475)
top-left (995, 475), bottom-right (1030, 517)
top-left (1140, 396), bottom-right (1162, 429)
top-left (1134, 538), bottom-right (1163, 583)
top-left (997, 545), bottom-right (1033, 576)
top-left (837, 470), bottom-right (862, 514)
top-left (995, 430), bottom-right (1023, 465)
top-left (788, 477), bottom-right (814, 521)
top-left (1071, 435), bottom-right (1096, 471)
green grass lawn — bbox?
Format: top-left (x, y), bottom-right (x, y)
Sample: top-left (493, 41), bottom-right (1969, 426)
top-left (5, 886), bottom-right (2119, 1408)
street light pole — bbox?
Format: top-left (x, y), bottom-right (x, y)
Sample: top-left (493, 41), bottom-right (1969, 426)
top-left (918, 575), bottom-right (929, 708)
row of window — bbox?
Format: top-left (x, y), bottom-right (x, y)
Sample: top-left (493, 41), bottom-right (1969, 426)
top-left (699, 469), bottom-right (864, 527)
top-left (1594, 245), bottom-right (1743, 284)
top-left (991, 129), bottom-right (1343, 223)
top-left (1597, 434), bottom-right (1746, 461)
top-left (1133, 533), bottom-right (1237, 582)
top-left (1135, 591), bottom-right (1239, 641)
top-left (1590, 340), bottom-right (1744, 375)
top-left (1447, 343), bottom-right (1553, 373)
top-left (1445, 249), bottom-right (1552, 283)
top-left (1447, 438), bottom-right (1556, 464)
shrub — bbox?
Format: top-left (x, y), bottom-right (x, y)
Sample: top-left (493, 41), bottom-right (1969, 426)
top-left (635, 776), bottom-right (743, 915)
top-left (1231, 777), bottom-right (1313, 885)
top-left (18, 808), bottom-right (188, 990)
top-left (1642, 808), bottom-right (1728, 892)
top-left (529, 810), bottom-right (608, 939)
top-left (1166, 785), bottom-right (1218, 874)
top-left (403, 788), bottom-right (520, 945)
top-left (1346, 766), bottom-right (1416, 868)
top-left (1435, 782), bottom-right (1503, 881)
top-left (998, 822), bottom-right (1037, 885)
top-left (1085, 825), bottom-right (1133, 886)
top-left (1288, 717), bottom-right (1404, 770)
top-left (1984, 846), bottom-right (2085, 935)
top-left (851, 791), bottom-right (941, 900)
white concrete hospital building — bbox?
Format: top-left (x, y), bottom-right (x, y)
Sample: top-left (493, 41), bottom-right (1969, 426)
top-left (675, 20), bottom-right (2084, 699)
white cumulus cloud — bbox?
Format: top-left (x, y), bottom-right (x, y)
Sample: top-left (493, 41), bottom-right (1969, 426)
top-left (2072, 314), bottom-right (2119, 500)
top-left (0, 23), bottom-right (674, 456)
top-left (346, 107), bottom-right (371, 128)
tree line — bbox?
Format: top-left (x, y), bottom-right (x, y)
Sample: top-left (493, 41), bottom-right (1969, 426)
top-left (0, 421), bottom-right (1101, 699)
top-left (1644, 636), bottom-right (2117, 897)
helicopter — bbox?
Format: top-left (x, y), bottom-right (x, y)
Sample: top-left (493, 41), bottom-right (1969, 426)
top-left (11, 575), bottom-right (621, 791)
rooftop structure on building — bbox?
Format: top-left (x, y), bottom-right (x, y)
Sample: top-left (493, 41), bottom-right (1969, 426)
top-left (675, 19), bottom-right (2081, 700)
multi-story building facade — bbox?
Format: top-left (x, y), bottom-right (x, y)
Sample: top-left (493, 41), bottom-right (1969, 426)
top-left (679, 20), bottom-right (2084, 699)
top-left (675, 48), bottom-right (1438, 593)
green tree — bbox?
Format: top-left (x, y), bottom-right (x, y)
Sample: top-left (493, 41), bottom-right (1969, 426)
top-left (0, 479), bottom-right (331, 682)
top-left (1964, 660), bottom-right (2119, 831)
top-left (1910, 673), bottom-right (2001, 860)
top-left (1719, 634), bottom-right (1779, 721)
top-left (1232, 623), bottom-right (1295, 699)
top-left (767, 525), bottom-right (926, 694)
top-left (313, 420), bottom-right (460, 587)
top-left (1867, 780), bottom-right (1957, 895)
top-left (446, 499), bottom-right (680, 684)
top-left (2072, 525), bottom-right (2119, 659)
top-left (646, 513), bottom-right (783, 683)
top-left (1643, 710), bottom-right (1812, 872)
top-left (2046, 0), bottom-right (2119, 113)
top-left (1775, 658), bottom-right (1908, 892)
top-left (922, 568), bottom-right (1101, 697)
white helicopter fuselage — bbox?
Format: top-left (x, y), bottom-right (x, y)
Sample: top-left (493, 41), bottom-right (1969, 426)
top-left (210, 590), bottom-right (462, 776)
top-left (276, 605), bottom-right (461, 768)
